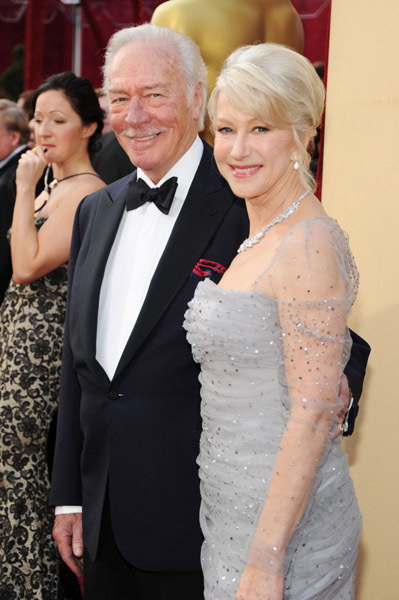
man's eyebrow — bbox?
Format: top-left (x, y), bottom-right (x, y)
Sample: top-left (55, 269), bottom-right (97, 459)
top-left (108, 83), bottom-right (168, 94)
top-left (142, 82), bottom-right (167, 90)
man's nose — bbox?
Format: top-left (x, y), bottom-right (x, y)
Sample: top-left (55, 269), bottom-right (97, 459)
top-left (125, 98), bottom-right (151, 126)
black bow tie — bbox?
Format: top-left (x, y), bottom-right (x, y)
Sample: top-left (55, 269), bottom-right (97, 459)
top-left (126, 176), bottom-right (178, 215)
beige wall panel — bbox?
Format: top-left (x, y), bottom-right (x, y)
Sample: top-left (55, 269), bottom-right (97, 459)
top-left (322, 1), bottom-right (399, 598)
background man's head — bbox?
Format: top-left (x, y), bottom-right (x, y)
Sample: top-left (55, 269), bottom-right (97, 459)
top-left (0, 100), bottom-right (30, 161)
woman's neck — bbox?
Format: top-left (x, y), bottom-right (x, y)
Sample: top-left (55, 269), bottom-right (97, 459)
top-left (51, 147), bottom-right (94, 181)
top-left (245, 181), bottom-right (307, 237)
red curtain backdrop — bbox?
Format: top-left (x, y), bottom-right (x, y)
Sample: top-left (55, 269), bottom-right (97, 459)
top-left (0, 0), bottom-right (160, 92)
top-left (314, 2), bottom-right (331, 199)
top-left (24, 0), bottom-right (46, 89)
top-left (0, 0), bottom-right (331, 93)
top-left (289, 1), bottom-right (332, 199)
top-left (291, 0), bottom-right (331, 62)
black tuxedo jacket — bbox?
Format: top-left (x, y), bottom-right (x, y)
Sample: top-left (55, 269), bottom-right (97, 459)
top-left (0, 148), bottom-right (27, 303)
top-left (50, 142), bottom-right (370, 571)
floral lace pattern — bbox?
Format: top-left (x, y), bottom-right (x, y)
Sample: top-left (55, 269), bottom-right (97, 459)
top-left (0, 220), bottom-right (70, 599)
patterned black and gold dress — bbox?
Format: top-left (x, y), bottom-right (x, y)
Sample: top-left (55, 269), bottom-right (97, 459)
top-left (0, 219), bottom-right (68, 599)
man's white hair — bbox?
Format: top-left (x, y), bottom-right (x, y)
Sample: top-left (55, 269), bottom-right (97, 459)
top-left (103, 23), bottom-right (208, 131)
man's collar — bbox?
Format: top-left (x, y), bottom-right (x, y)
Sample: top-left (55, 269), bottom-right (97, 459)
top-left (0, 145), bottom-right (27, 170)
top-left (137, 136), bottom-right (204, 202)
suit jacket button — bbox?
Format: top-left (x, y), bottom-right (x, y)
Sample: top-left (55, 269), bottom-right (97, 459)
top-left (108, 390), bottom-right (123, 400)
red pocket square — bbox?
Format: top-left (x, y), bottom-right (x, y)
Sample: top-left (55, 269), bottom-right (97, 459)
top-left (191, 259), bottom-right (227, 278)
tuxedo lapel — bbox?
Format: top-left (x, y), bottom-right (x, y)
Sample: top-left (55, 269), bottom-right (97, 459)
top-left (78, 182), bottom-right (131, 379)
top-left (114, 147), bottom-right (233, 379)
top-left (0, 148), bottom-right (25, 174)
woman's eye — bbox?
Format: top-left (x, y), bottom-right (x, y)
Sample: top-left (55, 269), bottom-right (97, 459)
top-left (254, 126), bottom-right (270, 132)
top-left (217, 127), bottom-right (233, 133)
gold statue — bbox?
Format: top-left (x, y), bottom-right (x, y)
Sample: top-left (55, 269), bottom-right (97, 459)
top-left (151, 0), bottom-right (304, 143)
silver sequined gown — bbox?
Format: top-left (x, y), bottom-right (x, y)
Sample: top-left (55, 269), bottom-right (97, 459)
top-left (184, 218), bottom-right (362, 600)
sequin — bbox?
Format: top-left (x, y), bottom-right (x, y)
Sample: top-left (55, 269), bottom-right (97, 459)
top-left (183, 217), bottom-right (361, 599)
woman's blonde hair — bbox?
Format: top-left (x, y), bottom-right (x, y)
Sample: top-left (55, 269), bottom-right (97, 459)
top-left (208, 43), bottom-right (325, 191)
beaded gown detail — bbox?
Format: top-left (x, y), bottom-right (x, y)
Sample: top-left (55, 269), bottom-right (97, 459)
top-left (184, 218), bottom-right (362, 600)
top-left (0, 219), bottom-right (68, 599)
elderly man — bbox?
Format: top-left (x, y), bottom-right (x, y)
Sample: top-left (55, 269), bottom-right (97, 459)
top-left (50, 24), bottom-right (370, 600)
top-left (0, 100), bottom-right (30, 302)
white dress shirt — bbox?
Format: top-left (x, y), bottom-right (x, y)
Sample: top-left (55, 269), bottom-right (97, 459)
top-left (96, 135), bottom-right (203, 379)
top-left (55, 136), bottom-right (203, 515)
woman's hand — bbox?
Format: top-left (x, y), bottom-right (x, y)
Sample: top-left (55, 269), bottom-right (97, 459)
top-left (15, 146), bottom-right (48, 191)
top-left (236, 565), bottom-right (284, 600)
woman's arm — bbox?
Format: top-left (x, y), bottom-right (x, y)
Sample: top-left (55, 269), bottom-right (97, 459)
top-left (11, 147), bottom-right (104, 283)
top-left (236, 219), bottom-right (356, 599)
top-left (11, 146), bottom-right (48, 282)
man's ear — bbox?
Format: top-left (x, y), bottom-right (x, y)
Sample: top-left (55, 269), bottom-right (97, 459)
top-left (8, 129), bottom-right (21, 148)
top-left (192, 82), bottom-right (204, 122)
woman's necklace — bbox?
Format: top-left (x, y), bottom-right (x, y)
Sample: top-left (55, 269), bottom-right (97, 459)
top-left (237, 189), bottom-right (310, 254)
top-left (44, 167), bottom-right (101, 193)
top-left (46, 171), bottom-right (101, 194)
top-left (36, 165), bottom-right (102, 214)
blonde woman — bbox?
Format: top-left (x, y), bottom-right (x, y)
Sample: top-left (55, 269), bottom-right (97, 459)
top-left (184, 44), bottom-right (362, 599)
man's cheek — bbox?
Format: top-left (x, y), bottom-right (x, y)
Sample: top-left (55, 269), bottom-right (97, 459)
top-left (110, 113), bottom-right (125, 132)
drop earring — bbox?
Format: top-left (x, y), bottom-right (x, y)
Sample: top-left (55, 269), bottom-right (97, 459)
top-left (293, 155), bottom-right (299, 171)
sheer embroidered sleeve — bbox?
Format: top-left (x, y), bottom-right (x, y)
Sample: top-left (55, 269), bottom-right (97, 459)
top-left (245, 217), bottom-right (359, 576)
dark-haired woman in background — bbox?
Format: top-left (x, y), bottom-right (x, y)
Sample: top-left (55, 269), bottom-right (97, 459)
top-left (0, 72), bottom-right (105, 599)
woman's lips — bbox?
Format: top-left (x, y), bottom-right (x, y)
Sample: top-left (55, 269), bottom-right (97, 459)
top-left (229, 164), bottom-right (262, 177)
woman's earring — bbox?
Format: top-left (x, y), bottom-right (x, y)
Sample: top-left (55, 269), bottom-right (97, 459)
top-left (293, 155), bottom-right (299, 171)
